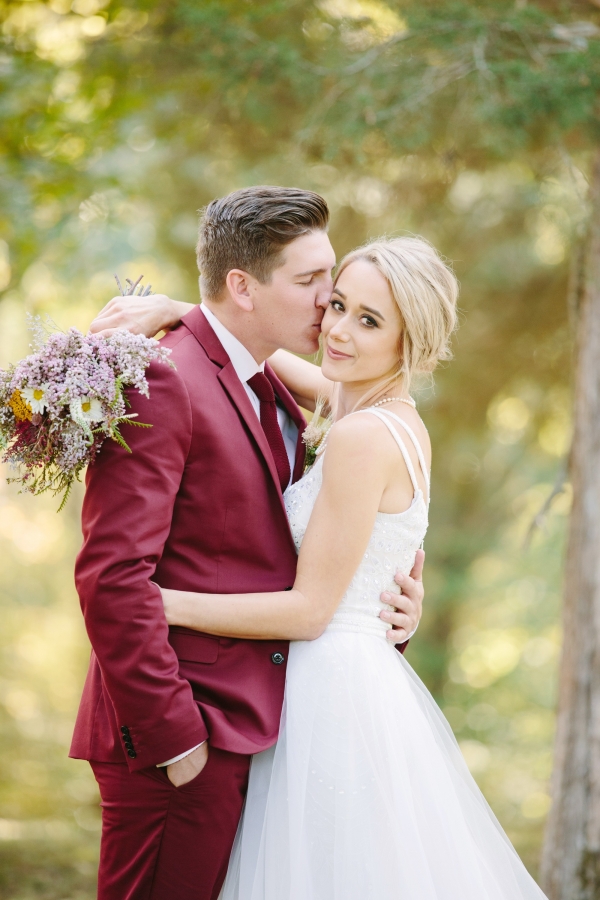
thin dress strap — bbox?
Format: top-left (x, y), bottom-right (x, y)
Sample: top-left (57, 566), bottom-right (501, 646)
top-left (374, 409), bottom-right (430, 500)
top-left (363, 408), bottom-right (430, 506)
top-left (362, 408), bottom-right (422, 498)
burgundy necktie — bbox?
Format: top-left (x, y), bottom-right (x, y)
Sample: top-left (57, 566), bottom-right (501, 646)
top-left (247, 372), bottom-right (291, 492)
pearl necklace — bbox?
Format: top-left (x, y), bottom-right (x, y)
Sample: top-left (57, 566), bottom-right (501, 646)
top-left (312, 395), bottom-right (416, 462)
top-left (370, 396), bottom-right (416, 409)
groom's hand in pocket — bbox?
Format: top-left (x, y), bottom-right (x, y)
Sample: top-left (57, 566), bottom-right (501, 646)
top-left (167, 742), bottom-right (209, 787)
top-left (379, 549), bottom-right (425, 643)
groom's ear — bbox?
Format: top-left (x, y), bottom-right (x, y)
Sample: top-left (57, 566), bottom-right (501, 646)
top-left (225, 269), bottom-right (255, 313)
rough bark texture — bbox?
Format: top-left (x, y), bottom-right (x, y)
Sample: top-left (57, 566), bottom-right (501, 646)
top-left (541, 148), bottom-right (600, 900)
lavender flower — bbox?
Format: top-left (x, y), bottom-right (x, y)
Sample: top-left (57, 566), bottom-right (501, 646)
top-left (0, 316), bottom-right (173, 509)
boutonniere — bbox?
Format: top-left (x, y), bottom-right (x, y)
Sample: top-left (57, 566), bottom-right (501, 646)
top-left (302, 397), bottom-right (331, 470)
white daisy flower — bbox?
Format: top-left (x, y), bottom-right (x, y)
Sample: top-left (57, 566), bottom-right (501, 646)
top-left (22, 384), bottom-right (50, 414)
top-left (70, 396), bottom-right (105, 424)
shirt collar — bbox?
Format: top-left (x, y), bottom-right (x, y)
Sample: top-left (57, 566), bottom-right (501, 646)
top-left (200, 304), bottom-right (265, 384)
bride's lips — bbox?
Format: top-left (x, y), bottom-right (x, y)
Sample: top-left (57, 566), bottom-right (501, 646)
top-left (326, 344), bottom-right (353, 361)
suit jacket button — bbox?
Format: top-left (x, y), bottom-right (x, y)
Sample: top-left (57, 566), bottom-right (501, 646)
top-left (121, 726), bottom-right (130, 735)
top-left (271, 652), bottom-right (285, 665)
top-left (127, 749), bottom-right (137, 759)
top-left (124, 740), bottom-right (134, 750)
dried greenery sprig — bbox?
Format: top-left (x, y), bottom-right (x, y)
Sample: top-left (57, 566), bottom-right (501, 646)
top-left (302, 395), bottom-right (332, 470)
top-left (114, 273), bottom-right (154, 297)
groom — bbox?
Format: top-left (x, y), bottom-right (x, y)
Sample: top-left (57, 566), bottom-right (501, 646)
top-left (72, 186), bottom-right (424, 900)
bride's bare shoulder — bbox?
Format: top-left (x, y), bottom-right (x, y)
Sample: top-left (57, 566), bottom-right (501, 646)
top-left (325, 407), bottom-right (431, 471)
top-left (315, 414), bottom-right (397, 503)
top-left (323, 412), bottom-right (401, 469)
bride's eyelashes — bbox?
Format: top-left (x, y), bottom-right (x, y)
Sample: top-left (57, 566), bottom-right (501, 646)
top-left (329, 298), bottom-right (378, 329)
top-left (360, 314), bottom-right (378, 328)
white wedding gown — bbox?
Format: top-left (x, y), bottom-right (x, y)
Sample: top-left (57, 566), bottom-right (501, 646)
top-left (219, 408), bottom-right (548, 900)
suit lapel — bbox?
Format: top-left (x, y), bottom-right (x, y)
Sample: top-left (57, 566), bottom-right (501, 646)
top-left (264, 363), bottom-right (307, 484)
top-left (181, 305), bottom-right (230, 368)
top-left (181, 306), bottom-right (294, 500)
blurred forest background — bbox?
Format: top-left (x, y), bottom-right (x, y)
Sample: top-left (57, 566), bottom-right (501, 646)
top-left (2, 0), bottom-right (599, 896)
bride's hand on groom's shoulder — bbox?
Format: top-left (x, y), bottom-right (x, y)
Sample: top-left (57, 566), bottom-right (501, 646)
top-left (89, 294), bottom-right (189, 338)
top-left (379, 549), bottom-right (425, 644)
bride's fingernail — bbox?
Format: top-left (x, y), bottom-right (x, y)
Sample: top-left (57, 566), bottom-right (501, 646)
top-left (381, 592), bottom-right (391, 602)
top-left (381, 610), bottom-right (391, 620)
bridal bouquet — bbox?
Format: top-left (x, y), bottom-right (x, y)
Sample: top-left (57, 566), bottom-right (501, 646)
top-left (0, 315), bottom-right (172, 509)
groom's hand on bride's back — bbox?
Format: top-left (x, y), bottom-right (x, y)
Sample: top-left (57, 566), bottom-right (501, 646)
top-left (379, 549), bottom-right (424, 645)
top-left (89, 294), bottom-right (192, 338)
top-left (166, 742), bottom-right (209, 787)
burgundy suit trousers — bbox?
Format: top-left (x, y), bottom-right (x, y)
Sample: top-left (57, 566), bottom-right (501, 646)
top-left (91, 748), bottom-right (250, 900)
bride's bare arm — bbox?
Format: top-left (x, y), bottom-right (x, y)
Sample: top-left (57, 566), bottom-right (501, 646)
top-left (161, 414), bottom-right (404, 641)
top-left (267, 350), bottom-right (333, 412)
top-left (89, 295), bottom-right (332, 411)
top-left (89, 294), bottom-right (195, 337)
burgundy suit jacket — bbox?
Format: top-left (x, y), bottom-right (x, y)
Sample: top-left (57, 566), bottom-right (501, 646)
top-left (70, 307), bottom-right (306, 772)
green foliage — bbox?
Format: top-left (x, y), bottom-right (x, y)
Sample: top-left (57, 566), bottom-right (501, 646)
top-left (2, 0), bottom-right (600, 284)
top-left (0, 838), bottom-right (97, 899)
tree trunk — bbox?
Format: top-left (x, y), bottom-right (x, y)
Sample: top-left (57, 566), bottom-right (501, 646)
top-left (540, 147), bottom-right (600, 900)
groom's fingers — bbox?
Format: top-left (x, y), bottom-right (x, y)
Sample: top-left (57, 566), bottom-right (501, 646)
top-left (167, 742), bottom-right (209, 787)
top-left (379, 593), bottom-right (419, 641)
top-left (391, 554), bottom-right (424, 605)
top-left (384, 613), bottom-right (412, 643)
top-left (379, 551), bottom-right (425, 641)
top-left (409, 548), bottom-right (425, 582)
top-left (393, 558), bottom-right (424, 613)
top-left (382, 608), bottom-right (417, 641)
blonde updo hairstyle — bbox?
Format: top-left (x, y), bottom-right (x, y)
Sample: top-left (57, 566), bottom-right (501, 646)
top-left (334, 236), bottom-right (458, 410)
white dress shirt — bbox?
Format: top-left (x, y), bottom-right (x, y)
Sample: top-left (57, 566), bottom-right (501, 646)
top-left (200, 304), bottom-right (298, 476)
top-left (157, 303), bottom-right (299, 769)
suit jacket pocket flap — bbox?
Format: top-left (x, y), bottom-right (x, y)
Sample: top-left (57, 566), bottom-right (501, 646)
top-left (169, 630), bottom-right (219, 664)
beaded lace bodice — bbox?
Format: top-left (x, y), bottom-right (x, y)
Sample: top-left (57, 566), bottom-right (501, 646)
top-left (284, 409), bottom-right (429, 638)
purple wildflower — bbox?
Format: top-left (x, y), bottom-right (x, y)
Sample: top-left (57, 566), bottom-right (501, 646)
top-left (0, 319), bottom-right (173, 509)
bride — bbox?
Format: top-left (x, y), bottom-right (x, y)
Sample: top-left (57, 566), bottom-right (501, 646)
top-left (94, 236), bottom-right (547, 899)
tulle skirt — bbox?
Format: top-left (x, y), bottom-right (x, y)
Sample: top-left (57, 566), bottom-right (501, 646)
top-left (219, 631), bottom-right (548, 900)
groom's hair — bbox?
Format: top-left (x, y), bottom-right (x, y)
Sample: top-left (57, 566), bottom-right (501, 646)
top-left (196, 186), bottom-right (329, 300)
